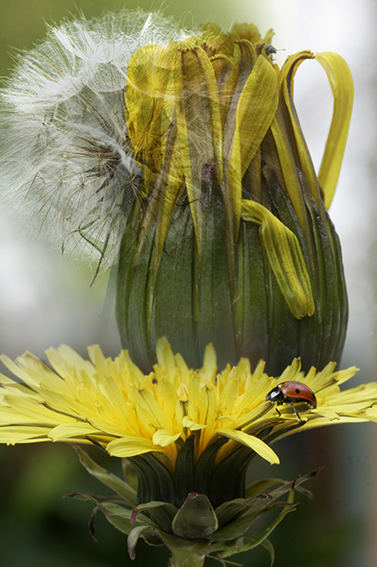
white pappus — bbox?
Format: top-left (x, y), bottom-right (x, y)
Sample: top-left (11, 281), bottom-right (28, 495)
top-left (0, 10), bottom-right (192, 270)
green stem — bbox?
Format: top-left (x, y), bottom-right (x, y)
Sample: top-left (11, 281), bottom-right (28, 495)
top-left (169, 549), bottom-right (205, 567)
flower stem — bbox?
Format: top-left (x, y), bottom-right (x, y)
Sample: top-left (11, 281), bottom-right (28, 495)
top-left (169, 549), bottom-right (205, 567)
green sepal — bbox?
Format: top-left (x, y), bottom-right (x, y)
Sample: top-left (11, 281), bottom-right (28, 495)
top-left (245, 477), bottom-right (287, 498)
top-left (65, 494), bottom-right (136, 535)
top-left (302, 190), bottom-right (348, 367)
top-left (174, 435), bottom-right (195, 506)
top-left (130, 453), bottom-right (175, 503)
top-left (73, 445), bottom-right (137, 506)
top-left (122, 458), bottom-right (139, 493)
top-left (116, 220), bottom-right (155, 371)
top-left (192, 437), bottom-right (228, 496)
top-left (213, 535), bottom-right (274, 567)
top-left (215, 496), bottom-right (264, 528)
top-left (149, 204), bottom-right (198, 366)
top-left (132, 500), bottom-right (178, 533)
top-left (207, 444), bottom-right (251, 506)
top-left (128, 525), bottom-right (153, 559)
top-left (172, 493), bottom-right (218, 538)
top-left (261, 167), bottom-right (312, 370)
top-left (196, 183), bottom-right (237, 364)
top-left (100, 502), bottom-right (140, 535)
top-left (158, 530), bottom-right (209, 556)
top-left (210, 499), bottom-right (296, 542)
top-left (71, 447), bottom-right (321, 562)
top-left (218, 500), bottom-right (296, 558)
top-left (235, 220), bottom-right (269, 368)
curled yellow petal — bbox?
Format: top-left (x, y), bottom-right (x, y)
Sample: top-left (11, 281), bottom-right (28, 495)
top-left (152, 429), bottom-right (181, 447)
top-left (230, 55), bottom-right (278, 178)
top-left (315, 52), bottom-right (354, 208)
top-left (182, 416), bottom-right (205, 431)
top-left (279, 50), bottom-right (322, 205)
top-left (241, 200), bottom-right (315, 318)
top-left (227, 55), bottom-right (279, 233)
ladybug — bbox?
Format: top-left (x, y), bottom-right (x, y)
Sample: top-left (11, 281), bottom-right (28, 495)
top-left (265, 381), bottom-right (317, 420)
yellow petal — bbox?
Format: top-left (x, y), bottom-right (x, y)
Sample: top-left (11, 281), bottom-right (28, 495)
top-left (270, 115), bottom-right (307, 229)
top-left (0, 426), bottom-right (52, 443)
top-left (177, 45), bottom-right (223, 247)
top-left (152, 429), bottom-right (181, 447)
top-left (230, 55), bottom-right (278, 178)
top-left (182, 416), bottom-right (205, 431)
top-left (156, 337), bottom-right (176, 371)
top-left (241, 200), bottom-right (315, 318)
top-left (227, 55), bottom-right (278, 234)
top-left (107, 436), bottom-right (161, 458)
top-left (316, 52), bottom-right (354, 208)
top-left (217, 428), bottom-right (280, 464)
top-left (279, 50), bottom-right (322, 205)
top-left (49, 422), bottom-right (97, 441)
top-left (201, 343), bottom-right (217, 382)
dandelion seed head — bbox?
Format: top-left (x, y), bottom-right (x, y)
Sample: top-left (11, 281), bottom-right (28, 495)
top-left (0, 10), bottom-right (194, 267)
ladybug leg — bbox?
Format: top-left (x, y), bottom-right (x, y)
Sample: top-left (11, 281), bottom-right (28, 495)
top-left (275, 406), bottom-right (281, 417)
top-left (287, 401), bottom-right (302, 421)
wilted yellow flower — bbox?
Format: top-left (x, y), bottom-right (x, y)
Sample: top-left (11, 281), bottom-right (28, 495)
top-left (117, 22), bottom-right (353, 373)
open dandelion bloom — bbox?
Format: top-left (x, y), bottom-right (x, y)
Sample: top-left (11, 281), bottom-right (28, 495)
top-left (1, 338), bottom-right (376, 508)
top-left (0, 12), bottom-right (353, 373)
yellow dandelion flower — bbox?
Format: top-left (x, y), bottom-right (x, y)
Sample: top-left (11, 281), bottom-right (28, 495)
top-left (1, 338), bottom-right (375, 508)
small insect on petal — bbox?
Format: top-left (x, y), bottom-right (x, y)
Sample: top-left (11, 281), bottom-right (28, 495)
top-left (265, 381), bottom-right (317, 420)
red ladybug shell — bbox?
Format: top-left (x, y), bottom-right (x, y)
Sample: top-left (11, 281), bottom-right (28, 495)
top-left (265, 381), bottom-right (317, 408)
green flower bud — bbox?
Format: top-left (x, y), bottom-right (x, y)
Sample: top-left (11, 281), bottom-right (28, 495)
top-left (116, 24), bottom-right (353, 372)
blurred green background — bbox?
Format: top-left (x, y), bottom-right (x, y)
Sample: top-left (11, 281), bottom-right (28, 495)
top-left (0, 1), bottom-right (376, 566)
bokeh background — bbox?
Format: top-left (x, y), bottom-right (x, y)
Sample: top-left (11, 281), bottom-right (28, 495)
top-left (0, 0), bottom-right (376, 565)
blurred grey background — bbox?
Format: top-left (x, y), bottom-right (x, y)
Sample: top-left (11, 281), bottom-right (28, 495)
top-left (0, 1), bottom-right (376, 566)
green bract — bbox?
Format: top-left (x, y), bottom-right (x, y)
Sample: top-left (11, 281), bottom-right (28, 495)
top-left (70, 445), bottom-right (321, 566)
